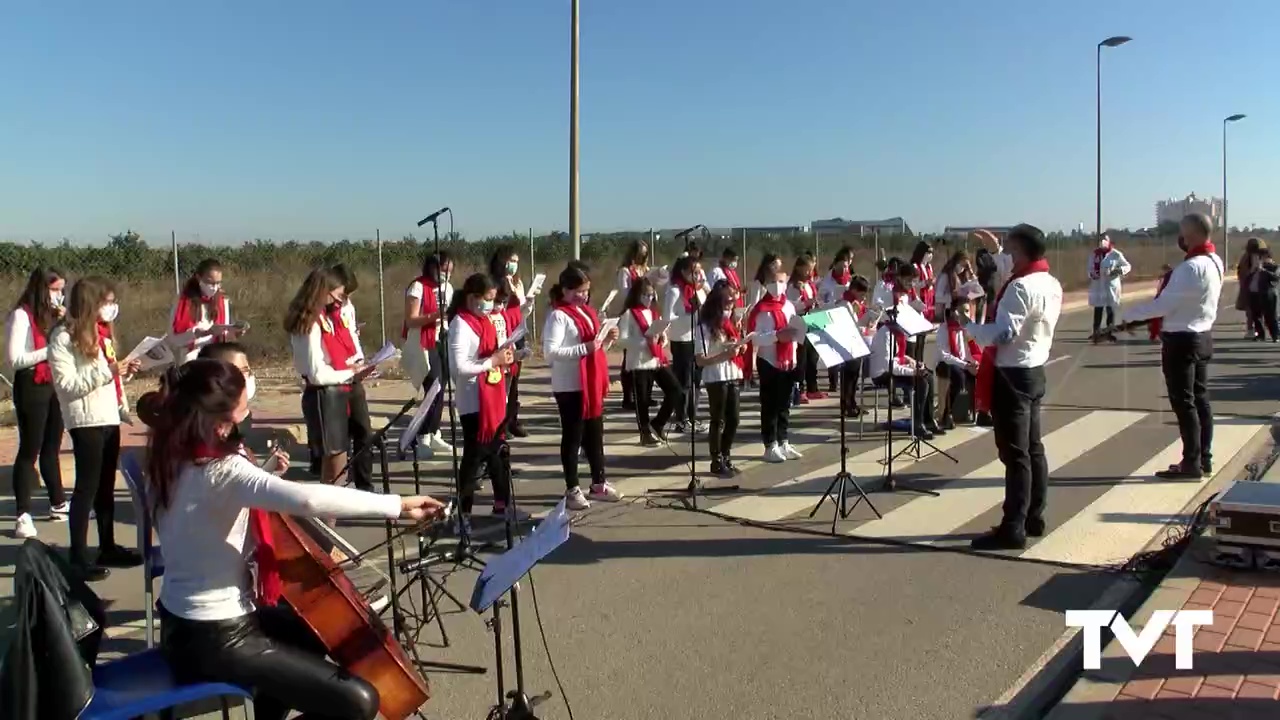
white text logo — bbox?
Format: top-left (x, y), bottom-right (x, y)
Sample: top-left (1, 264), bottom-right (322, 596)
top-left (1065, 610), bottom-right (1213, 670)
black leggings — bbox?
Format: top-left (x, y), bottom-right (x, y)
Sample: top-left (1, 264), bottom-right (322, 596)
top-left (757, 358), bottom-right (794, 447)
top-left (507, 361), bottom-right (523, 425)
top-left (1092, 306), bottom-right (1115, 334)
top-left (67, 425), bottom-right (120, 563)
top-left (159, 603), bottom-right (379, 720)
top-left (936, 363), bottom-right (976, 421)
top-left (554, 391), bottom-right (606, 489)
top-left (669, 341), bottom-right (701, 423)
top-left (632, 366), bottom-right (682, 435)
top-left (457, 412), bottom-right (511, 513)
top-left (1249, 291), bottom-right (1278, 340)
top-left (796, 343), bottom-right (819, 394)
top-left (840, 359), bottom-right (864, 412)
top-left (10, 369), bottom-right (66, 517)
top-left (347, 382), bottom-right (375, 491)
top-left (621, 351), bottom-right (634, 405)
top-left (705, 381), bottom-right (741, 457)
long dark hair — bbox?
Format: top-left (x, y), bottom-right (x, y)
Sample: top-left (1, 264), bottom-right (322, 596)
top-left (14, 266), bottom-right (64, 335)
top-left (549, 265), bottom-right (590, 305)
top-left (754, 254), bottom-right (781, 285)
top-left (699, 283), bottom-right (733, 340)
top-left (488, 244), bottom-right (517, 304)
top-left (140, 359), bottom-right (247, 516)
top-left (623, 276), bottom-right (655, 310)
top-left (283, 268), bottom-right (342, 335)
top-left (789, 256), bottom-right (814, 286)
top-left (910, 241), bottom-right (932, 266)
top-left (446, 273), bottom-right (495, 322)
top-left (671, 256), bottom-right (698, 288)
top-left (179, 259), bottom-right (223, 323)
top-left (65, 276), bottom-right (116, 359)
top-left (421, 251), bottom-right (450, 280)
top-left (622, 240), bottom-right (649, 269)
top-left (331, 263), bottom-right (358, 294)
top-left (829, 246), bottom-right (853, 271)
top-left (940, 250), bottom-right (971, 295)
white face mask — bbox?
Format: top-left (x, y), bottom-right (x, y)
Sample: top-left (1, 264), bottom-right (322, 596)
top-left (768, 281), bottom-right (787, 298)
top-left (479, 299), bottom-right (495, 314)
top-left (199, 281), bottom-right (221, 298)
top-left (50, 290), bottom-right (64, 307)
top-left (99, 303), bottom-right (119, 323)
top-left (245, 374), bottom-right (257, 400)
top-left (728, 261), bottom-right (738, 269)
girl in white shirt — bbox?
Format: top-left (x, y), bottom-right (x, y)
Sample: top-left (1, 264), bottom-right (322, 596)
top-left (47, 276), bottom-right (144, 581)
top-left (401, 252), bottom-right (456, 457)
top-left (748, 263), bottom-right (805, 464)
top-left (542, 265), bottom-right (622, 510)
top-left (138, 358), bottom-right (443, 720)
top-left (5, 267), bottom-right (70, 540)
top-left (910, 241), bottom-right (937, 322)
top-left (168, 258), bottom-right (243, 365)
top-left (817, 246), bottom-right (854, 306)
top-left (490, 246), bottom-right (539, 438)
top-left (786, 255), bottom-right (825, 402)
top-left (663, 256), bottom-right (705, 434)
top-left (934, 298), bottom-right (981, 429)
top-left (615, 240), bottom-right (651, 411)
top-left (696, 285), bottom-right (747, 477)
top-left (838, 276), bottom-right (876, 418)
top-left (329, 263), bottom-right (376, 482)
top-left (285, 269), bottom-right (375, 490)
top-left (618, 276), bottom-right (682, 447)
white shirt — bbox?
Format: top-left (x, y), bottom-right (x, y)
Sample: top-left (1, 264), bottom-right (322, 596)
top-left (5, 307), bottom-right (47, 372)
top-left (618, 309), bottom-right (664, 371)
top-left (697, 322), bottom-right (745, 384)
top-left (448, 314), bottom-right (497, 416)
top-left (871, 279), bottom-right (895, 310)
top-left (869, 324), bottom-right (917, 379)
top-left (934, 273), bottom-right (953, 309)
top-left (290, 318), bottom-right (356, 386)
top-left (406, 280), bottom-right (454, 343)
top-left (341, 299), bottom-right (364, 363)
top-left (966, 269), bottom-right (1062, 368)
top-left (543, 305), bottom-right (606, 393)
top-left (155, 454), bottom-right (401, 621)
top-left (749, 299), bottom-right (798, 370)
top-left (935, 324), bottom-right (976, 369)
top-left (786, 282), bottom-right (818, 315)
top-left (1123, 253), bottom-right (1224, 334)
top-left (663, 284), bottom-right (699, 343)
top-left (47, 325), bottom-right (125, 429)
top-left (707, 266), bottom-right (729, 288)
top-left (818, 273), bottom-right (848, 306)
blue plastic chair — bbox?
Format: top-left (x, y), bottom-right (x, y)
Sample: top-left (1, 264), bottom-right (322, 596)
top-left (85, 648), bottom-right (254, 719)
top-left (120, 450), bottom-right (164, 648)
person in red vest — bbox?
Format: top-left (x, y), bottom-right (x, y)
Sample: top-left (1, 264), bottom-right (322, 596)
top-left (5, 267), bottom-right (70, 540)
top-left (909, 241), bottom-right (937, 322)
top-left (285, 269), bottom-right (376, 490)
top-left (786, 255), bottom-right (826, 403)
top-left (696, 283), bottom-right (747, 477)
top-left (619, 275), bottom-right (682, 447)
top-left (169, 258), bottom-right (241, 365)
top-left (933, 298), bottom-right (981, 429)
top-left (401, 252), bottom-right (456, 458)
top-left (489, 245), bottom-right (539, 438)
top-left (615, 240), bottom-right (651, 411)
top-left (749, 261), bottom-right (806, 464)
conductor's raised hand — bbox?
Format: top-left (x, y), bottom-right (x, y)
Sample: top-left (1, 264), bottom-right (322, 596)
top-left (399, 496), bottom-right (447, 522)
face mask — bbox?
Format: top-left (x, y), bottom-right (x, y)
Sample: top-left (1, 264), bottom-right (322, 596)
top-left (244, 374), bottom-right (257, 401)
top-left (768, 281), bottom-right (787, 298)
top-left (729, 261), bottom-right (738, 269)
top-left (199, 281), bottom-right (221, 298)
top-left (479, 299), bottom-right (495, 313)
top-left (99, 303), bottom-right (119, 323)
top-left (441, 272), bottom-right (452, 284)
top-left (641, 294), bottom-right (655, 306)
top-left (505, 261), bottom-right (519, 276)
top-left (49, 290), bottom-right (63, 307)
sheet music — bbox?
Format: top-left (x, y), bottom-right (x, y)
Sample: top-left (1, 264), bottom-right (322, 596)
top-left (599, 317), bottom-right (620, 336)
top-left (802, 307), bottom-right (872, 369)
top-left (470, 500), bottom-right (572, 613)
top-left (528, 273), bottom-right (547, 296)
top-left (364, 340), bottom-right (398, 367)
top-left (892, 304), bottom-right (935, 337)
top-left (126, 336), bottom-right (175, 371)
top-left (645, 317), bottom-right (672, 338)
top-left (498, 324), bottom-right (527, 351)
top-left (398, 380), bottom-right (441, 455)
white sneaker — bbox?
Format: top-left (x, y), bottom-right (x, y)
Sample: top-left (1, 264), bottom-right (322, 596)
top-left (588, 482), bottom-right (623, 502)
top-left (49, 502), bottom-right (70, 522)
top-left (762, 445), bottom-right (786, 463)
top-left (13, 513), bottom-right (37, 539)
top-left (782, 443), bottom-right (804, 460)
top-left (428, 433), bottom-right (454, 453)
top-left (565, 487), bottom-right (591, 511)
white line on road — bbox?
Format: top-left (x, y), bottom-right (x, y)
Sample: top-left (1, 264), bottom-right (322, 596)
top-left (1045, 354), bottom-right (1072, 367)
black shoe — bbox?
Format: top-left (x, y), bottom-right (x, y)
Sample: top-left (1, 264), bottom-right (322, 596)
top-left (98, 544), bottom-right (144, 568)
top-left (672, 421), bottom-right (691, 435)
top-left (925, 423), bottom-right (946, 436)
top-left (939, 416), bottom-right (956, 431)
top-left (912, 426), bottom-right (934, 441)
top-left (508, 421), bottom-right (528, 439)
top-left (1155, 463), bottom-right (1203, 480)
top-left (970, 528), bottom-right (1027, 551)
top-left (710, 458), bottom-right (725, 476)
top-left (720, 457), bottom-right (741, 477)
top-left (73, 561), bottom-right (110, 582)
top-left (308, 460), bottom-right (321, 477)
top-left (356, 482), bottom-right (379, 493)
top-left (1201, 460), bottom-right (1213, 475)
top-left (621, 401), bottom-right (637, 412)
top-left (1025, 518), bottom-right (1046, 537)
top-left (640, 433), bottom-right (661, 448)
top-left (976, 413), bottom-right (993, 428)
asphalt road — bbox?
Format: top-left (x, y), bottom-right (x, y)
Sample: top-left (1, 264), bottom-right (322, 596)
top-left (2, 288), bottom-right (1276, 720)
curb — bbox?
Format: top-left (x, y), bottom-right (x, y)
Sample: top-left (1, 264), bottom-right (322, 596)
top-left (978, 412), bottom-right (1271, 720)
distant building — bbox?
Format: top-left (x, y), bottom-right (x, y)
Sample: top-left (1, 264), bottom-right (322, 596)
top-left (1156, 193), bottom-right (1223, 228)
top-left (729, 226), bottom-right (806, 239)
top-left (941, 226), bottom-right (1017, 242)
top-left (811, 217), bottom-right (912, 237)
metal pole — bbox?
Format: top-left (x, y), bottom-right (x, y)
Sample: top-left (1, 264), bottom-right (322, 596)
top-left (740, 227), bottom-right (746, 270)
top-left (570, 0), bottom-right (581, 260)
top-left (376, 228), bottom-right (386, 346)
top-left (528, 227), bottom-right (537, 346)
top-left (171, 230), bottom-right (180, 295)
top-left (1095, 43), bottom-right (1102, 238)
top-left (1223, 121), bottom-right (1228, 268)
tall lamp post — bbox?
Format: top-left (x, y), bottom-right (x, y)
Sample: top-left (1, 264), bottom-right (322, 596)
top-left (1222, 113), bottom-right (1246, 269)
top-left (1096, 35), bottom-right (1131, 237)
top-left (570, 0), bottom-right (581, 260)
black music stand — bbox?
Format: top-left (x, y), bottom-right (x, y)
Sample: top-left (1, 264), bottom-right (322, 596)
top-left (892, 330), bottom-right (957, 465)
top-left (810, 354), bottom-right (882, 531)
top-left (876, 309), bottom-right (942, 496)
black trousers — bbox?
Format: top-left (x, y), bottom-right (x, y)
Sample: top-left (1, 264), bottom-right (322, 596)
top-left (10, 369), bottom-right (66, 517)
top-left (621, 351), bottom-right (634, 405)
top-left (756, 358), bottom-right (793, 447)
top-left (67, 425), bottom-right (121, 563)
top-left (633, 366), bottom-right (682, 435)
top-left (507, 361), bottom-right (523, 426)
top-left (1249, 291), bottom-right (1278, 340)
top-left (457, 412), bottom-right (511, 513)
top-left (670, 341), bottom-right (701, 424)
top-left (347, 382), bottom-right (375, 491)
top-left (159, 604), bottom-right (379, 720)
top-left (992, 366), bottom-right (1048, 533)
top-left (796, 343), bottom-right (819, 394)
top-left (1091, 306), bottom-right (1115, 334)
top-left (421, 346), bottom-right (447, 437)
top-left (936, 363), bottom-right (976, 420)
top-left (1161, 331), bottom-right (1214, 469)
top-left (875, 372), bottom-right (935, 426)
top-left (705, 380), bottom-right (741, 457)
top-left (840, 358), bottom-right (864, 411)
top-left (554, 392), bottom-right (606, 489)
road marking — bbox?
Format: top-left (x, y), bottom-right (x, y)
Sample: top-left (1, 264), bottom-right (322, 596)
top-left (849, 410), bottom-right (1147, 544)
top-left (1020, 418), bottom-right (1264, 566)
top-left (1045, 354), bottom-right (1072, 367)
top-left (704, 427), bottom-right (989, 522)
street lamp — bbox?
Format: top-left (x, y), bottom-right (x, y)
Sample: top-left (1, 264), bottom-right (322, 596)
top-left (1222, 113), bottom-right (1246, 268)
top-left (1096, 35), bottom-right (1131, 238)
top-left (570, 0), bottom-right (580, 260)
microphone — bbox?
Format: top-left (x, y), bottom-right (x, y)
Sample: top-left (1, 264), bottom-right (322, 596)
top-left (416, 207), bottom-right (450, 227)
top-left (674, 224), bottom-right (705, 240)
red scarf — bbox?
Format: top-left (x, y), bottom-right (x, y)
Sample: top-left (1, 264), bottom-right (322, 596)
top-left (947, 320), bottom-right (980, 361)
top-left (629, 308), bottom-right (668, 366)
top-left (916, 263), bottom-right (936, 321)
top-left (1149, 241), bottom-right (1217, 339)
top-left (97, 322), bottom-right (123, 406)
top-left (458, 310), bottom-right (506, 443)
top-left (1090, 241), bottom-right (1111, 280)
top-left (832, 268), bottom-right (851, 286)
top-left (21, 306), bottom-right (52, 384)
top-left (890, 325), bottom-right (908, 365)
top-left (722, 319), bottom-right (747, 374)
top-left (197, 443), bottom-right (282, 606)
top-left (627, 266), bottom-right (641, 282)
top-left (172, 292), bottom-right (228, 350)
top-left (676, 280), bottom-right (698, 313)
top-left (553, 300), bottom-right (610, 419)
top-left (794, 281), bottom-right (816, 313)
top-left (748, 294), bottom-right (795, 370)
top-left (319, 306), bottom-right (358, 380)
top-left (845, 296), bottom-right (868, 320)
top-left (724, 267), bottom-right (745, 308)
top-left (402, 276), bottom-right (440, 349)
top-left (974, 258), bottom-right (1052, 412)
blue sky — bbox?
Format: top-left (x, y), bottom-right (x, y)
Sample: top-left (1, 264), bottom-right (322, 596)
top-left (2, 0), bottom-right (1277, 244)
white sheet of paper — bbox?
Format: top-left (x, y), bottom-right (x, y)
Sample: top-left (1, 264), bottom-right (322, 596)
top-left (124, 336), bottom-right (166, 364)
top-left (399, 380), bottom-right (442, 455)
top-left (600, 317), bottom-right (620, 336)
top-left (893, 304), bottom-right (935, 337)
top-left (802, 307), bottom-right (873, 369)
top-left (645, 317), bottom-right (672, 338)
top-left (208, 322), bottom-right (248, 336)
top-left (365, 340), bottom-right (399, 367)
top-left (528, 273), bottom-right (547, 296)
top-left (498, 324), bottom-right (527, 351)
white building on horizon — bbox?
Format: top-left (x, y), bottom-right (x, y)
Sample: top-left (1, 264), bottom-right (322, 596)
top-left (1156, 193), bottom-right (1224, 228)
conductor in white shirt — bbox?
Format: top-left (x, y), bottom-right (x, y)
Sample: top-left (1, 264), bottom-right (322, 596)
top-left (1120, 213), bottom-right (1224, 480)
top-left (963, 225), bottom-right (1062, 550)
